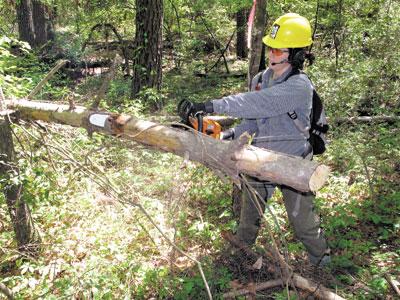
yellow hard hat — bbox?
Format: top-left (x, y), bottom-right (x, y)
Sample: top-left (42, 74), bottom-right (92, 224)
top-left (263, 13), bottom-right (312, 48)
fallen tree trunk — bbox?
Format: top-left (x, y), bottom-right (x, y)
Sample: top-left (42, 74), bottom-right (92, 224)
top-left (4, 99), bottom-right (329, 192)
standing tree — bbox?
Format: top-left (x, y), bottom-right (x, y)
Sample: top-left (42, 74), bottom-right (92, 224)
top-left (32, 0), bottom-right (54, 47)
top-left (16, 0), bottom-right (54, 48)
top-left (0, 93), bottom-right (41, 254)
top-left (236, 8), bottom-right (248, 59)
top-left (131, 0), bottom-right (163, 97)
top-left (247, 0), bottom-right (267, 89)
top-left (16, 0), bottom-right (36, 46)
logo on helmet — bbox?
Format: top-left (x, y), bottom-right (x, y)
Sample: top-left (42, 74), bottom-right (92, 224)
top-left (270, 24), bottom-right (280, 39)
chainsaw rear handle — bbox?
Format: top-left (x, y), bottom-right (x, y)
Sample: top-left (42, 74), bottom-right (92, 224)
top-left (177, 99), bottom-right (214, 124)
top-left (196, 113), bottom-right (203, 133)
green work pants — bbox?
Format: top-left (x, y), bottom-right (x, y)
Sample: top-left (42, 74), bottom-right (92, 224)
top-left (235, 176), bottom-right (328, 259)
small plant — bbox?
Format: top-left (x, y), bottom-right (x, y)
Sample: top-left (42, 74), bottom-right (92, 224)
top-left (136, 87), bottom-right (165, 111)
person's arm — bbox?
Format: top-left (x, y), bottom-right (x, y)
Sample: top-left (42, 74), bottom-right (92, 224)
top-left (212, 75), bottom-right (313, 118)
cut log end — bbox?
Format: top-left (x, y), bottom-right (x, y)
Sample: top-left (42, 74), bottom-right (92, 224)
top-left (309, 164), bottom-right (330, 192)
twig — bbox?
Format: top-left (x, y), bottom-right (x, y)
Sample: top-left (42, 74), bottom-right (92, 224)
top-left (81, 23), bottom-right (129, 73)
top-left (240, 175), bottom-right (294, 283)
top-left (223, 279), bottom-right (283, 298)
top-left (354, 145), bottom-right (376, 200)
top-left (199, 15), bottom-right (230, 74)
top-left (222, 232), bottom-right (345, 300)
top-left (90, 55), bottom-right (119, 110)
top-left (385, 274), bottom-right (400, 296)
top-left (28, 60), bottom-right (69, 99)
top-left (206, 29), bottom-right (236, 74)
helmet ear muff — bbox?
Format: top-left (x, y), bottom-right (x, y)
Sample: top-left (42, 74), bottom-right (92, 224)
top-left (288, 48), bottom-right (315, 69)
top-left (289, 48), bottom-right (306, 69)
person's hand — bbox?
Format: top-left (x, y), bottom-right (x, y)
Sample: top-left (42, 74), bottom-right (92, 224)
top-left (177, 100), bottom-right (213, 123)
top-left (220, 128), bottom-right (234, 140)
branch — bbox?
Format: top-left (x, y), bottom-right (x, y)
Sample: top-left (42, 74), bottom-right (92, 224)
top-left (221, 232), bottom-right (346, 300)
top-left (385, 274), bottom-right (400, 296)
top-left (199, 15), bottom-right (230, 74)
top-left (82, 23), bottom-right (124, 51)
top-left (206, 29), bottom-right (236, 74)
top-left (81, 23), bottom-right (130, 72)
top-left (27, 60), bottom-right (69, 99)
top-left (223, 279), bottom-right (283, 298)
top-left (90, 55), bottom-right (120, 110)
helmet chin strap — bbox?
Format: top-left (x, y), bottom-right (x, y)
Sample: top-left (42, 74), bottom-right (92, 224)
top-left (271, 59), bottom-right (289, 66)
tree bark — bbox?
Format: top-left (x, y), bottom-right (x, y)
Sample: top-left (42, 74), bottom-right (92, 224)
top-left (16, 0), bottom-right (54, 48)
top-left (131, 0), bottom-right (163, 97)
top-left (16, 0), bottom-right (36, 47)
top-left (4, 99), bottom-right (330, 192)
top-left (32, 0), bottom-right (48, 47)
top-left (247, 0), bottom-right (267, 90)
top-left (32, 0), bottom-right (55, 47)
top-left (236, 9), bottom-right (248, 59)
top-left (0, 117), bottom-right (41, 253)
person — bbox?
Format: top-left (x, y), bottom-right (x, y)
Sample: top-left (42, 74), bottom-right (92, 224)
top-left (178, 13), bottom-right (331, 267)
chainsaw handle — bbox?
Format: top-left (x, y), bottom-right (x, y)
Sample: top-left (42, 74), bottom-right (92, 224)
top-left (196, 113), bottom-right (203, 133)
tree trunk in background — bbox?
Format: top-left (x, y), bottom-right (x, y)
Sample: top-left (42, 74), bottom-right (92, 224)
top-left (247, 0), bottom-right (267, 89)
top-left (32, 0), bottom-right (54, 47)
top-left (32, 0), bottom-right (47, 47)
top-left (237, 0), bottom-right (267, 216)
top-left (16, 0), bottom-right (54, 48)
top-left (16, 0), bottom-right (36, 46)
top-left (131, 0), bottom-right (163, 97)
top-left (236, 9), bottom-right (248, 59)
top-left (0, 118), bottom-right (41, 254)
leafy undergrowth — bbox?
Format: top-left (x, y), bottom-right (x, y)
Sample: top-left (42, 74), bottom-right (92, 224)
top-left (1, 46), bottom-right (399, 299)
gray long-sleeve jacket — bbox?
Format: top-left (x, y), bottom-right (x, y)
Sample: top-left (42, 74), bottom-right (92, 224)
top-left (211, 67), bottom-right (313, 156)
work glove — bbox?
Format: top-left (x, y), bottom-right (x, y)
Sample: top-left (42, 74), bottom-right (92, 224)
top-left (220, 128), bottom-right (235, 140)
top-left (177, 99), bottom-right (214, 123)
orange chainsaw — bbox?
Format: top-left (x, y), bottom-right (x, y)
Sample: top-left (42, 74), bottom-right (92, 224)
top-left (177, 100), bottom-right (222, 139)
